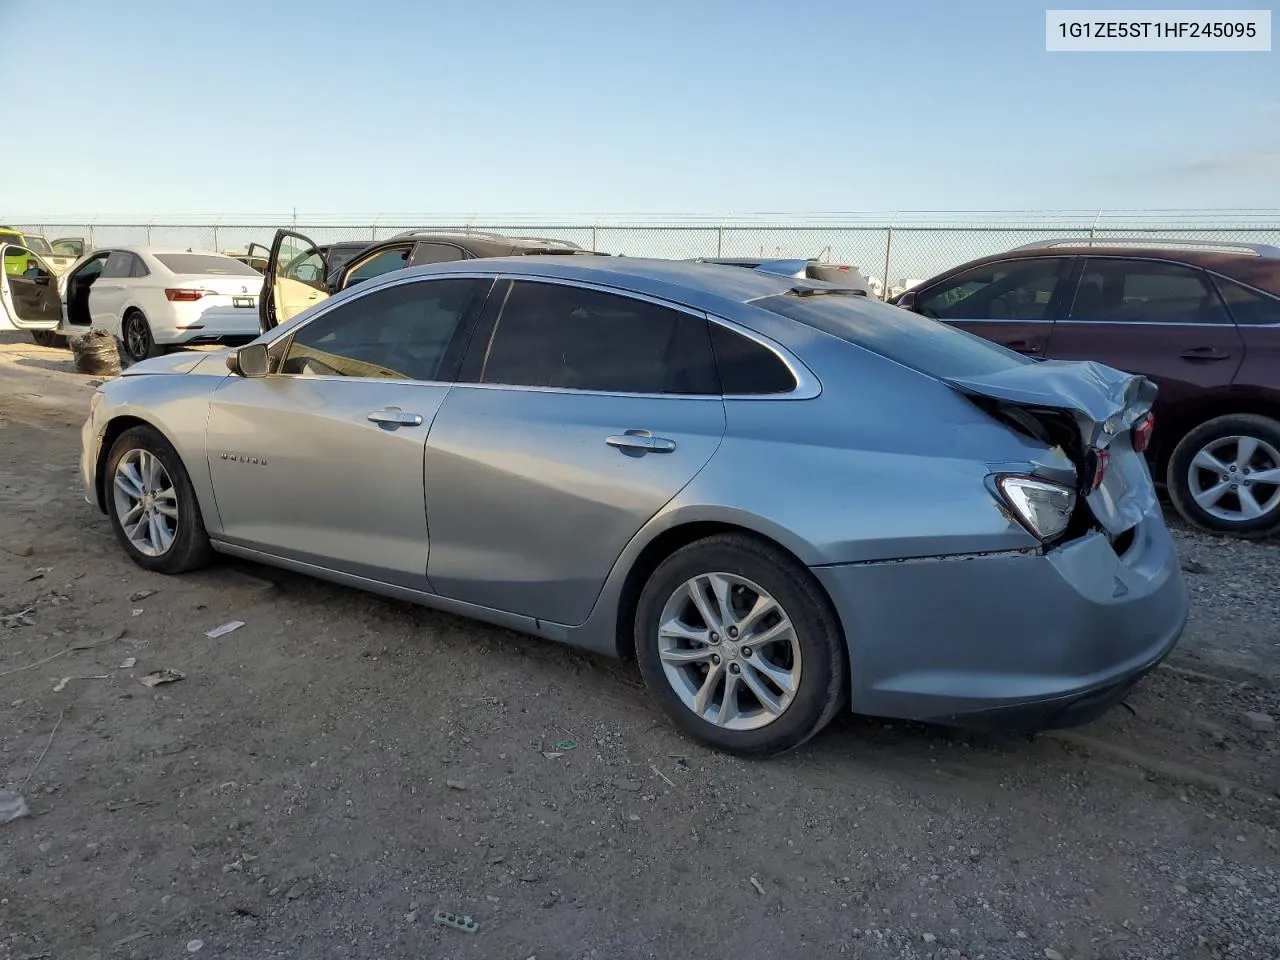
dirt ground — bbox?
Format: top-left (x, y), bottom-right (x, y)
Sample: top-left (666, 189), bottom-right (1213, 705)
top-left (1, 331), bottom-right (1277, 960)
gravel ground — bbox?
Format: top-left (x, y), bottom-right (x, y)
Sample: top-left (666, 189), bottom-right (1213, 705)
top-left (1, 333), bottom-right (1277, 960)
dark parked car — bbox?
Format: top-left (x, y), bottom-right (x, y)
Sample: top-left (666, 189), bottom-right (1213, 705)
top-left (261, 229), bottom-right (603, 328)
top-left (893, 239), bottom-right (1280, 538)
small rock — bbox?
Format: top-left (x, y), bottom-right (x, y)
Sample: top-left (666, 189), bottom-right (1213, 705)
top-left (922, 933), bottom-right (938, 943)
top-left (627, 813), bottom-right (641, 822)
top-left (1175, 884), bottom-right (1189, 894)
top-left (130, 589), bottom-right (156, 601)
top-left (5, 543), bottom-right (35, 557)
top-left (405, 910), bottom-right (417, 922)
top-left (1242, 711), bottom-right (1275, 732)
top-left (285, 884), bottom-right (302, 900)
top-left (186, 941), bottom-right (204, 954)
top-left (446, 780), bottom-right (467, 791)
top-left (1016, 931), bottom-right (1029, 939)
top-left (1044, 950), bottom-right (1065, 960)
top-left (38, 841), bottom-right (52, 853)
top-left (1180, 559), bottom-right (1209, 574)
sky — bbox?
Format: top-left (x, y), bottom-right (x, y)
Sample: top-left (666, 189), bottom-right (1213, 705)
top-left (1, 0), bottom-right (1277, 218)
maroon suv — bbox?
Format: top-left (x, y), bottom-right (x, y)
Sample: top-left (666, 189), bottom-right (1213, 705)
top-left (894, 240), bottom-right (1280, 538)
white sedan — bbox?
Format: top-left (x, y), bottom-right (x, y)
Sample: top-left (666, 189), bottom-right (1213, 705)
top-left (0, 245), bottom-right (266, 361)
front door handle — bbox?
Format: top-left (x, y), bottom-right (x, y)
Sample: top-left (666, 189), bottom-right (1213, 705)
top-left (606, 431), bottom-right (677, 454)
top-left (367, 408), bottom-right (423, 428)
top-left (1179, 347), bottom-right (1231, 362)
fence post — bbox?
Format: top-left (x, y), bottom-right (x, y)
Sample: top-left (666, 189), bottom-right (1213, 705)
top-left (717, 226), bottom-right (724, 257)
top-left (592, 225), bottom-right (598, 251)
top-left (880, 220), bottom-right (895, 301)
top-left (1089, 208), bottom-right (1102, 246)
top-left (146, 224), bottom-right (152, 244)
top-left (212, 225), bottom-right (219, 251)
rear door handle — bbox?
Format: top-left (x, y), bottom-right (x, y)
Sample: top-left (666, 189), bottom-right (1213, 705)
top-left (367, 408), bottom-right (423, 428)
top-left (606, 431), bottom-right (677, 454)
top-left (1003, 340), bottom-right (1042, 354)
top-left (1179, 347), bottom-right (1231, 361)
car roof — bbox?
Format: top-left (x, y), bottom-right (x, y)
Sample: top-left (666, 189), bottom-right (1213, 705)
top-left (927, 245), bottom-right (1280, 297)
top-left (372, 255), bottom-right (810, 310)
top-left (96, 246), bottom-right (232, 257)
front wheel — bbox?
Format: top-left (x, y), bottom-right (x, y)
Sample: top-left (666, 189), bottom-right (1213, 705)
top-left (1166, 413), bottom-right (1280, 538)
top-left (634, 533), bottom-right (848, 757)
top-left (105, 425), bottom-right (213, 573)
top-left (121, 311), bottom-right (163, 363)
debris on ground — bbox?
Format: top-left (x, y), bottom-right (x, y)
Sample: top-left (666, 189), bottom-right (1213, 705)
top-left (1243, 711), bottom-right (1275, 732)
top-left (445, 780), bottom-right (467, 791)
top-left (139, 669), bottom-right (185, 688)
top-left (554, 739), bottom-right (577, 750)
top-left (749, 876), bottom-right (766, 896)
top-left (0, 788), bottom-right (30, 825)
top-left (185, 939), bottom-right (203, 953)
top-left (2, 542), bottom-right (35, 557)
top-left (433, 911), bottom-right (479, 934)
top-left (129, 589), bottom-right (155, 602)
top-left (52, 678), bottom-right (70, 693)
top-left (1180, 558), bottom-right (1209, 574)
top-left (541, 751), bottom-right (564, 760)
top-left (205, 621), bottom-right (245, 639)
top-left (1044, 949), bottom-right (1066, 960)
top-left (28, 567), bottom-right (51, 581)
top-left (118, 658), bottom-right (136, 670)
top-left (1, 607), bottom-right (35, 628)
top-left (69, 330), bottom-right (121, 377)
top-left (111, 932), bottom-right (149, 948)
top-left (649, 763), bottom-right (676, 787)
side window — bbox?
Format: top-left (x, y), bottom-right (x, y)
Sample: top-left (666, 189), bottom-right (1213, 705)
top-left (479, 281), bottom-right (718, 394)
top-left (344, 246), bottom-right (412, 287)
top-left (710, 323), bottom-right (797, 394)
top-left (1069, 259), bottom-right (1229, 324)
top-left (1213, 276), bottom-right (1280, 326)
top-left (917, 258), bottom-right (1067, 321)
top-left (129, 254), bottom-right (150, 278)
top-left (53, 238), bottom-right (84, 258)
top-left (411, 242), bottom-right (466, 265)
top-left (281, 278), bottom-right (479, 381)
top-left (100, 251), bottom-right (133, 278)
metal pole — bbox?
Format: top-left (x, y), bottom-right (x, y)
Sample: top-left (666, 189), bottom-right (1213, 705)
top-left (1089, 208), bottom-right (1102, 247)
top-left (212, 225), bottom-right (218, 250)
top-left (592, 225), bottom-right (598, 251)
top-left (717, 226), bottom-right (724, 257)
top-left (880, 220), bottom-right (895, 301)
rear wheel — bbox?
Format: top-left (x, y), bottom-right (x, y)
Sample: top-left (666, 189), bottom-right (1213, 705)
top-left (105, 425), bottom-right (213, 574)
top-left (1167, 413), bottom-right (1280, 538)
top-left (121, 310), bottom-right (163, 363)
top-left (634, 534), bottom-right (848, 757)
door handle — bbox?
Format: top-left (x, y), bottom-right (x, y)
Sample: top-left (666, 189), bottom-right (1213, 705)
top-left (1004, 340), bottom-right (1042, 354)
top-left (1179, 347), bottom-right (1231, 362)
top-left (367, 408), bottom-right (423, 428)
top-left (606, 431), bottom-right (677, 454)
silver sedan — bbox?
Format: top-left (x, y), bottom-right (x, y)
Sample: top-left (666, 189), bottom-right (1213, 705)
top-left (80, 256), bottom-right (1189, 755)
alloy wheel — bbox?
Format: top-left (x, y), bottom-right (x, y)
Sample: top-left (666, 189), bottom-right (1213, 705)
top-left (112, 448), bottom-right (179, 556)
top-left (1187, 434), bottom-right (1280, 524)
top-left (124, 315), bottom-right (150, 361)
top-left (656, 572), bottom-right (802, 731)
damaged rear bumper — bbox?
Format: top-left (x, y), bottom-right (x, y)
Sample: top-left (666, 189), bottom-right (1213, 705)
top-left (812, 507), bottom-right (1189, 733)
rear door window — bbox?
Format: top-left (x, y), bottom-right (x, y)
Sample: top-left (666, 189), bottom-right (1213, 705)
top-left (478, 280), bottom-right (718, 394)
top-left (710, 323), bottom-right (797, 394)
top-left (1068, 258), bottom-right (1230, 324)
top-left (1213, 276), bottom-right (1280, 325)
top-left (343, 245), bottom-right (412, 287)
top-left (916, 258), bottom-right (1071, 321)
top-left (100, 251), bottom-right (134, 278)
top-left (411, 242), bottom-right (466, 265)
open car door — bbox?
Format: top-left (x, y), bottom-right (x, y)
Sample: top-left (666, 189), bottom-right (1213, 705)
top-left (260, 229), bottom-right (329, 332)
top-left (52, 237), bottom-right (86, 259)
top-left (0, 245), bottom-right (62, 333)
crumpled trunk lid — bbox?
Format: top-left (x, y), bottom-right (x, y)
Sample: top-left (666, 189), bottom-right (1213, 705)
top-left (943, 360), bottom-right (1158, 535)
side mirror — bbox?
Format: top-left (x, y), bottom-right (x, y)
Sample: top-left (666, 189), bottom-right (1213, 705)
top-left (227, 343), bottom-right (270, 378)
top-left (895, 291), bottom-right (917, 310)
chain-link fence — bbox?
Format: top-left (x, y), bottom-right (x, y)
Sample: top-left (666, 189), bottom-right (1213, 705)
top-left (12, 213), bottom-right (1280, 298)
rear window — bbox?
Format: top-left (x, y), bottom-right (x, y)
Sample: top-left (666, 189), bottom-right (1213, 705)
top-left (155, 254), bottom-right (260, 276)
top-left (1214, 276), bottom-right (1280, 325)
top-left (755, 292), bottom-right (1031, 380)
top-left (23, 236), bottom-right (53, 255)
top-left (0, 231), bottom-right (23, 246)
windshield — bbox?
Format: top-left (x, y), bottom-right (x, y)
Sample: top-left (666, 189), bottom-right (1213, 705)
top-left (22, 235), bottom-right (53, 255)
top-left (155, 254), bottom-right (260, 276)
top-left (755, 292), bottom-right (1031, 380)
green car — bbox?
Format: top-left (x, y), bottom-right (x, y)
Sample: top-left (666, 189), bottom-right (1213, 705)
top-left (0, 227), bottom-right (85, 276)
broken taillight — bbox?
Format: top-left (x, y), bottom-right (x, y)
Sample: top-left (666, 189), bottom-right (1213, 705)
top-left (165, 288), bottom-right (212, 302)
top-left (1091, 448), bottom-right (1110, 491)
top-left (1132, 412), bottom-right (1155, 453)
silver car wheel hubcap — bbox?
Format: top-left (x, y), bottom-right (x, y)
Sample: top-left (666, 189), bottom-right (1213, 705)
top-left (112, 449), bottom-right (178, 556)
top-left (1187, 434), bottom-right (1280, 523)
top-left (657, 572), bottom-right (801, 731)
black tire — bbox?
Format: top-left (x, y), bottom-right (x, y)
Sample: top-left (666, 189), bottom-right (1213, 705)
top-left (1166, 413), bottom-right (1280, 539)
top-left (30, 329), bottom-right (68, 348)
top-left (120, 310), bottom-right (163, 363)
top-left (634, 533), bottom-right (848, 757)
top-left (104, 425), bottom-right (213, 574)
